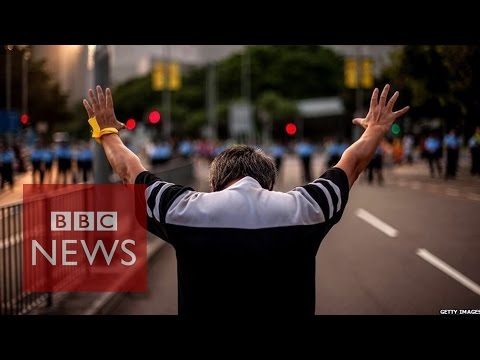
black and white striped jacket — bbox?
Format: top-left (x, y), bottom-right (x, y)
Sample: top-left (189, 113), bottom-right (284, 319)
top-left (136, 167), bottom-right (349, 315)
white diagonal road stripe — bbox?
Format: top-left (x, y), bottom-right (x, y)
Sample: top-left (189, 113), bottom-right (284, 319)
top-left (416, 248), bottom-right (480, 297)
top-left (355, 208), bottom-right (398, 237)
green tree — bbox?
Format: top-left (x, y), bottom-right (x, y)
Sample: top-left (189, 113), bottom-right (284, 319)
top-left (381, 45), bottom-right (480, 135)
top-left (217, 45), bottom-right (343, 101)
top-left (111, 45), bottom-right (344, 137)
top-left (257, 91), bottom-right (298, 120)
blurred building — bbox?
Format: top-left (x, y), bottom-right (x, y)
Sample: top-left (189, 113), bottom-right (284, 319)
top-left (31, 45), bottom-right (89, 107)
top-left (31, 45), bottom-right (246, 106)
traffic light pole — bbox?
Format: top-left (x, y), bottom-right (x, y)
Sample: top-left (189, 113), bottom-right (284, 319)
top-left (353, 46), bottom-right (365, 142)
top-left (162, 45), bottom-right (172, 139)
top-left (5, 45), bottom-right (13, 111)
top-left (93, 45), bottom-right (112, 184)
top-left (206, 62), bottom-right (217, 141)
top-left (22, 49), bottom-right (30, 116)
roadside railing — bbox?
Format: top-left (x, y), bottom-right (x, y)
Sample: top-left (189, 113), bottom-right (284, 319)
top-left (0, 158), bottom-right (194, 315)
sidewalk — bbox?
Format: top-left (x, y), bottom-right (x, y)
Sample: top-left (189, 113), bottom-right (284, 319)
top-left (0, 171), bottom-right (32, 205)
top-left (0, 167), bottom-right (79, 206)
top-left (27, 158), bottom-right (199, 315)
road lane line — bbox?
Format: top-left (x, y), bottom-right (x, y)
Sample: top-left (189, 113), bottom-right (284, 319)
top-left (416, 248), bottom-right (480, 297)
top-left (466, 193), bottom-right (480, 201)
top-left (355, 208), bottom-right (398, 237)
top-left (446, 188), bottom-right (460, 197)
top-left (411, 182), bottom-right (422, 190)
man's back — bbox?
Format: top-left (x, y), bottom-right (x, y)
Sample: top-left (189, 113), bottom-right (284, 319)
top-left (136, 168), bottom-right (349, 315)
top-left (83, 83), bottom-right (409, 316)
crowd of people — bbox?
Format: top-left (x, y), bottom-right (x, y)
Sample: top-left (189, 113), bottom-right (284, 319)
top-left (0, 139), bottom-right (93, 193)
top-left (1, 125), bottom-right (479, 195)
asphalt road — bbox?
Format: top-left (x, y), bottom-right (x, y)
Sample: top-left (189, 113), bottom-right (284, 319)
top-left (109, 155), bottom-right (480, 315)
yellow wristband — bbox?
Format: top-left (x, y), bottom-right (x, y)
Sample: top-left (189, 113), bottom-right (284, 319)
top-left (88, 117), bottom-right (119, 144)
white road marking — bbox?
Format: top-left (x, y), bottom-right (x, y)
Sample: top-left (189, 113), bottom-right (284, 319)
top-left (416, 248), bottom-right (480, 297)
top-left (466, 193), bottom-right (480, 201)
top-left (355, 208), bottom-right (398, 238)
top-left (411, 181), bottom-right (422, 190)
top-left (446, 188), bottom-right (460, 197)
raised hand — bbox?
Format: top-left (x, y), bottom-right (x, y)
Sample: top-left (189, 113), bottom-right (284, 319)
top-left (352, 84), bottom-right (410, 133)
top-left (83, 85), bottom-right (126, 131)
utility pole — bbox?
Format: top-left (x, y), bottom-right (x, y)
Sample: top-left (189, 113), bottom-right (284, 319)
top-left (162, 45), bottom-right (172, 139)
top-left (22, 48), bottom-right (31, 116)
top-left (206, 62), bottom-right (217, 140)
top-left (241, 48), bottom-right (253, 143)
top-left (241, 49), bottom-right (251, 103)
top-left (353, 45), bottom-right (365, 142)
top-left (5, 45), bottom-right (13, 111)
top-left (93, 45), bottom-right (112, 184)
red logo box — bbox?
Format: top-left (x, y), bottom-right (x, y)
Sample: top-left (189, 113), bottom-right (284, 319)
top-left (23, 184), bottom-right (147, 292)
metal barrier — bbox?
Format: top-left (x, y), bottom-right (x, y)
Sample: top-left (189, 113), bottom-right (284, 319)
top-left (0, 201), bottom-right (38, 315)
top-left (0, 158), bottom-right (194, 315)
top-left (1, 185), bottom-right (94, 315)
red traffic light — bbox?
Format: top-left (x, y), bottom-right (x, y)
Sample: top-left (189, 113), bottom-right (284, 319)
top-left (148, 110), bottom-right (161, 124)
top-left (125, 118), bottom-right (137, 130)
top-left (285, 123), bottom-right (297, 136)
top-left (20, 114), bottom-right (29, 125)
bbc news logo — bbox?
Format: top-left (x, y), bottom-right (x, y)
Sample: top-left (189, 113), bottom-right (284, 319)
top-left (32, 212), bottom-right (136, 267)
top-left (23, 184), bottom-right (147, 292)
top-left (51, 211), bottom-right (118, 231)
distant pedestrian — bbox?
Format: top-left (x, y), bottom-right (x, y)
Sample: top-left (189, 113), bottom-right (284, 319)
top-left (42, 143), bottom-right (55, 184)
top-left (402, 133), bottom-right (414, 164)
top-left (77, 142), bottom-right (93, 183)
top-left (55, 141), bottom-right (73, 184)
top-left (0, 143), bottom-right (15, 190)
top-left (327, 137), bottom-right (348, 168)
top-left (295, 139), bottom-right (315, 182)
top-left (469, 126), bottom-right (480, 176)
top-left (443, 129), bottom-right (460, 180)
top-left (366, 145), bottom-right (384, 185)
top-left (269, 142), bottom-right (287, 175)
top-left (425, 133), bottom-right (442, 178)
top-left (31, 143), bottom-right (45, 184)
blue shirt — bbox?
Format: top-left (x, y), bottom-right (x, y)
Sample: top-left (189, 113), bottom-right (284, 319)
top-left (179, 141), bottom-right (193, 157)
top-left (151, 145), bottom-right (172, 160)
top-left (1, 150), bottom-right (15, 163)
top-left (270, 145), bottom-right (286, 158)
top-left (425, 137), bottom-right (440, 153)
top-left (42, 149), bottom-right (54, 163)
top-left (327, 143), bottom-right (348, 157)
top-left (56, 146), bottom-right (72, 159)
top-left (31, 149), bottom-right (43, 161)
top-left (443, 134), bottom-right (460, 149)
top-left (296, 143), bottom-right (315, 157)
top-left (77, 148), bottom-right (93, 161)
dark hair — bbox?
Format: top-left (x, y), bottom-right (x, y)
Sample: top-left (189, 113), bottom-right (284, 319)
top-left (209, 145), bottom-right (277, 191)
